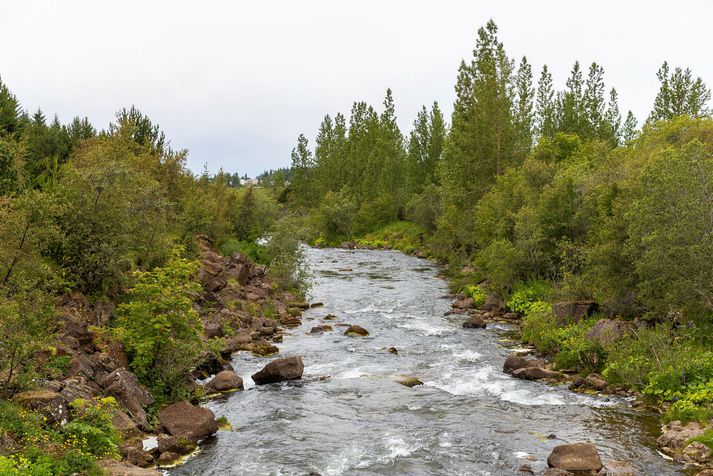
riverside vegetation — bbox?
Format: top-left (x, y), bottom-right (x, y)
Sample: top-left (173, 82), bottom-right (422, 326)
top-left (0, 76), bottom-right (311, 473)
top-left (280, 20), bottom-right (713, 470)
top-left (0, 18), bottom-right (712, 475)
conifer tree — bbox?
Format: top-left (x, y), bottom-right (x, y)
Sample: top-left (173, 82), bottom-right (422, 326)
top-left (603, 88), bottom-right (622, 145)
top-left (583, 62), bottom-right (606, 138)
top-left (648, 62), bottom-right (711, 122)
top-left (514, 56), bottom-right (534, 154)
top-left (622, 110), bottom-right (638, 143)
top-left (289, 134), bottom-right (315, 208)
top-left (535, 65), bottom-right (556, 138)
top-left (557, 61), bottom-right (585, 136)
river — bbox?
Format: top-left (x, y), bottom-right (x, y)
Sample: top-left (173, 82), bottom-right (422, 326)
top-left (170, 247), bottom-right (682, 475)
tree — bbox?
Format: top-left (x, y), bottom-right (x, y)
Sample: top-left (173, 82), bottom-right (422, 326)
top-left (583, 62), bottom-right (606, 138)
top-left (536, 65), bottom-right (557, 139)
top-left (603, 88), bottom-right (622, 145)
top-left (648, 62), bottom-right (711, 123)
top-left (289, 133), bottom-right (315, 208)
top-left (115, 247), bottom-right (203, 399)
top-left (622, 111), bottom-right (638, 143)
top-left (266, 217), bottom-right (310, 297)
top-left (514, 56), bottom-right (535, 154)
top-left (557, 61), bottom-right (585, 136)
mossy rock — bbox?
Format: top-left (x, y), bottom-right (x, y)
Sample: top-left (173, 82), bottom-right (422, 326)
top-left (396, 375), bottom-right (423, 387)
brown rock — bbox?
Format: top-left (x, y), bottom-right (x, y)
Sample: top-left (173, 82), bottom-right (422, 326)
top-left (112, 410), bottom-right (142, 440)
top-left (396, 375), bottom-right (423, 387)
top-left (59, 376), bottom-right (98, 403)
top-left (552, 301), bottom-right (598, 326)
top-left (100, 369), bottom-right (154, 428)
top-left (547, 442), bottom-right (603, 472)
top-left (251, 356), bottom-right (304, 385)
top-left (310, 302), bottom-right (324, 308)
top-left (542, 469), bottom-right (573, 476)
top-left (157, 433), bottom-right (197, 455)
top-left (657, 420), bottom-right (705, 454)
top-left (249, 340), bottom-right (280, 357)
top-left (158, 401), bottom-right (218, 439)
top-left (206, 370), bottom-right (244, 392)
top-left (97, 460), bottom-right (162, 476)
top-left (585, 319), bottom-right (630, 345)
top-left (310, 326), bottom-right (324, 335)
top-left (601, 460), bottom-right (637, 475)
top-left (124, 447), bottom-right (154, 468)
top-left (503, 312), bottom-right (520, 320)
top-left (323, 314), bottom-right (337, 320)
top-left (512, 367), bottom-right (561, 381)
top-left (281, 315), bottom-right (302, 327)
top-left (517, 463), bottom-right (535, 474)
top-left (462, 316), bottom-right (486, 328)
top-left (482, 294), bottom-right (505, 312)
top-left (12, 390), bottom-right (68, 424)
top-left (585, 373), bottom-right (608, 391)
top-left (503, 355), bottom-right (538, 375)
top-left (683, 441), bottom-right (712, 464)
top-left (344, 325), bottom-right (369, 336)
top-left (341, 241), bottom-right (357, 249)
top-left (157, 451), bottom-right (181, 465)
top-left (387, 347), bottom-right (398, 355)
top-left (453, 297), bottom-right (476, 309)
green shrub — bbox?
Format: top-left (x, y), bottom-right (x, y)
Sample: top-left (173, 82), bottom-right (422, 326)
top-left (219, 238), bottom-right (269, 265)
top-left (506, 280), bottom-right (550, 314)
top-left (115, 246), bottom-right (203, 400)
top-left (63, 398), bottom-right (120, 458)
top-left (464, 285), bottom-right (487, 307)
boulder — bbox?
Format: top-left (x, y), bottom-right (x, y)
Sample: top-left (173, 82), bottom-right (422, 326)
top-left (344, 325), bottom-right (369, 337)
top-left (318, 324), bottom-right (332, 332)
top-left (341, 241), bottom-right (357, 249)
top-left (12, 390), bottom-right (68, 424)
top-left (158, 401), bottom-right (218, 439)
top-left (512, 367), bottom-right (561, 381)
top-left (206, 370), bottom-right (244, 392)
top-left (683, 441), bottom-right (712, 464)
top-left (387, 347), bottom-right (398, 355)
top-left (585, 373), bottom-right (608, 391)
top-left (453, 297), bottom-right (476, 309)
top-left (281, 315), bottom-right (302, 327)
top-left (552, 301), bottom-right (598, 326)
top-left (462, 316), bottom-right (486, 328)
top-left (547, 442), bottom-right (603, 472)
top-left (100, 369), bottom-right (154, 428)
top-left (252, 356), bottom-right (304, 385)
top-left (157, 451), bottom-right (181, 465)
top-left (503, 312), bottom-right (519, 320)
top-left (482, 294), bottom-right (505, 312)
top-left (249, 340), bottom-right (280, 357)
top-left (113, 410), bottom-right (142, 440)
top-left (601, 460), bottom-right (637, 475)
top-left (657, 420), bottom-right (705, 455)
top-left (123, 447), bottom-right (154, 468)
top-left (310, 326), bottom-right (324, 335)
top-left (503, 355), bottom-right (538, 375)
top-left (323, 314), bottom-right (337, 320)
top-left (97, 460), bottom-right (162, 476)
top-left (157, 433), bottom-right (197, 455)
top-left (310, 302), bottom-right (324, 308)
top-left (585, 319), bottom-right (630, 345)
top-left (59, 376), bottom-right (98, 403)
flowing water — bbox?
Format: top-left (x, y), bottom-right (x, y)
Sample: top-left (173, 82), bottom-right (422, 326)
top-left (171, 247), bottom-right (682, 475)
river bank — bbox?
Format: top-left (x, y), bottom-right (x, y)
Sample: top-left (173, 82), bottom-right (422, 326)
top-left (169, 246), bottom-right (684, 475)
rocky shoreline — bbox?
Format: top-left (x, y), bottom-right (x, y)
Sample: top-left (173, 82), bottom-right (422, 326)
top-left (445, 291), bottom-right (713, 475)
top-left (10, 236), bottom-right (315, 475)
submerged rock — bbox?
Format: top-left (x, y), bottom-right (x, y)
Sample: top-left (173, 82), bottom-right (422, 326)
top-left (462, 316), bottom-right (486, 328)
top-left (309, 326), bottom-right (324, 335)
top-left (547, 442), bottom-right (603, 472)
top-left (657, 420), bottom-right (706, 457)
top-left (503, 354), bottom-right (538, 375)
top-left (396, 375), bottom-right (423, 387)
top-left (387, 347), bottom-right (398, 355)
top-left (252, 355), bottom-right (304, 385)
top-left (344, 325), bottom-right (369, 336)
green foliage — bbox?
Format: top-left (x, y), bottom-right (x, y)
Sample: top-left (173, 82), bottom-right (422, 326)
top-left (312, 189), bottom-right (357, 243)
top-left (0, 289), bottom-right (56, 397)
top-left (115, 247), bottom-right (203, 400)
top-left (464, 285), bottom-right (487, 307)
top-left (474, 240), bottom-right (524, 297)
top-left (356, 221), bottom-right (426, 255)
top-left (506, 280), bottom-right (550, 314)
top-left (219, 238), bottom-right (269, 265)
top-left (266, 217), bottom-right (310, 297)
top-left (63, 398), bottom-right (120, 458)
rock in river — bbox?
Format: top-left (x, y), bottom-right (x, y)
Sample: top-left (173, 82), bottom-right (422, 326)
top-left (158, 400), bottom-right (218, 439)
top-left (462, 316), bottom-right (486, 328)
top-left (512, 366), bottom-right (561, 381)
top-left (344, 324), bottom-right (369, 336)
top-left (503, 354), bottom-right (538, 375)
top-left (206, 370), bottom-right (244, 392)
top-left (547, 442), bottom-right (603, 473)
top-left (252, 355), bottom-right (304, 385)
top-left (397, 375), bottom-right (423, 387)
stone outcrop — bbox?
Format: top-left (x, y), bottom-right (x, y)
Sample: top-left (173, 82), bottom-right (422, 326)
top-left (585, 319), bottom-right (630, 345)
top-left (97, 460), bottom-right (162, 476)
top-left (251, 356), bottom-right (304, 385)
top-left (344, 325), bottom-right (369, 336)
top-left (100, 369), bottom-right (154, 428)
top-left (503, 355), bottom-right (539, 375)
top-left (657, 420), bottom-right (707, 460)
top-left (12, 390), bottom-right (68, 424)
top-left (552, 301), bottom-right (598, 326)
top-left (512, 367), bottom-right (561, 381)
top-left (462, 316), bottom-right (486, 328)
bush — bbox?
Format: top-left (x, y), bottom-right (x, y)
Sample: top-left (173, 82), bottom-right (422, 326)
top-left (63, 398), bottom-right (120, 458)
top-left (266, 217), bottom-right (310, 297)
top-left (312, 189), bottom-right (357, 243)
top-left (464, 285), bottom-right (487, 307)
top-left (506, 280), bottom-right (550, 314)
top-left (219, 238), bottom-right (269, 265)
top-left (115, 246), bottom-right (203, 400)
top-left (474, 240), bottom-right (524, 297)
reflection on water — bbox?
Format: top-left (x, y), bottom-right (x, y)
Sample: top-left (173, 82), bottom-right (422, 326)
top-left (170, 248), bottom-right (682, 476)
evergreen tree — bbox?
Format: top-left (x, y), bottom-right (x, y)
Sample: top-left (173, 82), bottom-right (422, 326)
top-left (514, 56), bottom-right (535, 154)
top-left (406, 101), bottom-right (445, 194)
top-left (557, 61), bottom-right (585, 136)
top-left (622, 110), bottom-right (638, 143)
top-left (648, 62), bottom-right (711, 122)
top-left (583, 62), bottom-right (606, 138)
top-left (603, 88), bottom-right (622, 145)
top-left (536, 65), bottom-right (556, 138)
top-left (289, 133), bottom-right (315, 208)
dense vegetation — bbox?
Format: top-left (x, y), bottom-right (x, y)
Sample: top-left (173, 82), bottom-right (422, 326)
top-left (286, 21), bottom-right (713, 426)
top-left (0, 77), bottom-right (308, 472)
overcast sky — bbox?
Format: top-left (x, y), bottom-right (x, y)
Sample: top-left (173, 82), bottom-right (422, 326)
top-left (2, 1), bottom-right (712, 176)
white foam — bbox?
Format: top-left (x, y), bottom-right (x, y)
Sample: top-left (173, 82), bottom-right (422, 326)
top-left (401, 320), bottom-right (452, 336)
top-left (514, 451), bottom-right (530, 459)
top-left (384, 435), bottom-right (416, 458)
top-left (453, 349), bottom-right (482, 362)
top-left (336, 368), bottom-right (368, 379)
